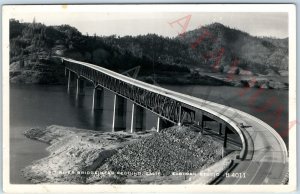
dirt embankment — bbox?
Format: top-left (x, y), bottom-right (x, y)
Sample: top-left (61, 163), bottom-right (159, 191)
top-left (23, 125), bottom-right (229, 184)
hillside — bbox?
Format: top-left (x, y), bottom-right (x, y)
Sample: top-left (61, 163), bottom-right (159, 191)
top-left (9, 19), bottom-right (288, 88)
top-left (177, 23), bottom-right (288, 74)
top-left (9, 19), bottom-right (191, 84)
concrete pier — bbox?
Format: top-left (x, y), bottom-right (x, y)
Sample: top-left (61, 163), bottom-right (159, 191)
top-left (76, 77), bottom-right (85, 96)
top-left (219, 123), bottom-right (225, 135)
top-left (67, 70), bottom-right (76, 93)
top-left (177, 106), bottom-right (182, 126)
top-left (223, 126), bottom-right (228, 148)
top-left (157, 117), bottom-right (161, 132)
top-left (195, 111), bottom-right (205, 130)
top-left (130, 104), bottom-right (145, 133)
top-left (92, 87), bottom-right (104, 110)
top-left (156, 117), bottom-right (173, 132)
top-left (112, 94), bottom-right (127, 132)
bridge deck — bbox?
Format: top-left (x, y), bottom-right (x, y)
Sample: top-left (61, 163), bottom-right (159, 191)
top-left (60, 57), bottom-right (288, 185)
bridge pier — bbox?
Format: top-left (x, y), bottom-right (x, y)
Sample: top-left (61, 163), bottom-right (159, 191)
top-left (92, 87), bottom-right (104, 110)
top-left (157, 117), bottom-right (161, 132)
top-left (67, 70), bottom-right (76, 93)
top-left (130, 104), bottom-right (145, 133)
top-left (177, 105), bottom-right (182, 126)
top-left (112, 94), bottom-right (127, 132)
top-left (196, 112), bottom-right (204, 129)
top-left (219, 123), bottom-right (225, 135)
top-left (156, 117), bottom-right (173, 132)
top-left (223, 126), bottom-right (228, 148)
top-left (76, 77), bottom-right (85, 96)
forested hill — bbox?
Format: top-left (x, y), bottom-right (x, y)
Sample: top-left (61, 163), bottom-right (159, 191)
top-left (9, 19), bottom-right (288, 86)
top-left (176, 23), bottom-right (288, 73)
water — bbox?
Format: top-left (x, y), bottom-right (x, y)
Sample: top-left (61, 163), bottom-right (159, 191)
top-left (10, 84), bottom-right (288, 184)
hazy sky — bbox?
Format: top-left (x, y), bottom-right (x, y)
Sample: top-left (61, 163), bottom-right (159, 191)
top-left (10, 11), bottom-right (288, 38)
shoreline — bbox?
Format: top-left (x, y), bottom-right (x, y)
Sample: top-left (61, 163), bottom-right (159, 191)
top-left (10, 126), bottom-right (50, 184)
top-left (10, 74), bottom-right (289, 90)
top-left (22, 125), bottom-right (232, 184)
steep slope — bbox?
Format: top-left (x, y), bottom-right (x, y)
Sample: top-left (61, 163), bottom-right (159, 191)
top-left (177, 23), bottom-right (288, 74)
top-left (9, 19), bottom-right (190, 84)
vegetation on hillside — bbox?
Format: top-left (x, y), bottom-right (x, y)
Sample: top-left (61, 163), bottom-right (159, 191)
top-left (9, 19), bottom-right (288, 85)
top-left (177, 23), bottom-right (288, 73)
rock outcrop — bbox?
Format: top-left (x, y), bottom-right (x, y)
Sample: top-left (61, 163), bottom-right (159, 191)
top-left (23, 125), bottom-right (153, 183)
top-left (22, 125), bottom-right (224, 184)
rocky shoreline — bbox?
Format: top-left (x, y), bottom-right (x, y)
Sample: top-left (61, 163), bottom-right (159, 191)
top-left (9, 57), bottom-right (288, 90)
top-left (22, 125), bottom-right (232, 184)
top-left (140, 73), bottom-right (288, 90)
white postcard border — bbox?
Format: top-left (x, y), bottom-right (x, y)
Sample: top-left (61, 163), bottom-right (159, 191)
top-left (2, 4), bottom-right (297, 193)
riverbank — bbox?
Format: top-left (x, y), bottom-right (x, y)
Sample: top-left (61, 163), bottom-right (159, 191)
top-left (22, 125), bottom-right (230, 184)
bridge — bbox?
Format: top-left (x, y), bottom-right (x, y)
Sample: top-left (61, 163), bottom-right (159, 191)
top-left (59, 57), bottom-right (288, 185)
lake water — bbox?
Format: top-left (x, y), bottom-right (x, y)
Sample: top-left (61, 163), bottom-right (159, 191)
top-left (9, 84), bottom-right (288, 184)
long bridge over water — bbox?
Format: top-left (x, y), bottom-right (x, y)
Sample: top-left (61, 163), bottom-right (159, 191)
top-left (60, 57), bottom-right (288, 185)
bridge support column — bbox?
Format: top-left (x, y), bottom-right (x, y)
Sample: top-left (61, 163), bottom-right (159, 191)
top-left (177, 106), bottom-right (182, 126)
top-left (199, 113), bottom-right (204, 130)
top-left (157, 117), bottom-right (173, 132)
top-left (67, 70), bottom-right (75, 93)
top-left (223, 126), bottom-right (228, 148)
top-left (76, 77), bottom-right (85, 96)
top-left (157, 117), bottom-right (161, 132)
top-left (92, 87), bottom-right (104, 110)
top-left (112, 94), bottom-right (127, 132)
top-left (219, 123), bottom-right (225, 135)
top-left (130, 104), bottom-right (145, 133)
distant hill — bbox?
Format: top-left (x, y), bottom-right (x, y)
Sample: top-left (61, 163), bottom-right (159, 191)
top-left (9, 19), bottom-right (288, 86)
top-left (176, 23), bottom-right (288, 73)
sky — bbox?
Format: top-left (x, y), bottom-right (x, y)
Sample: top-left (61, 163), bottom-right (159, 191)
top-left (9, 9), bottom-right (288, 38)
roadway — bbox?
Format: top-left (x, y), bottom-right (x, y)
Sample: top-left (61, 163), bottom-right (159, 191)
top-left (62, 57), bottom-right (288, 185)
